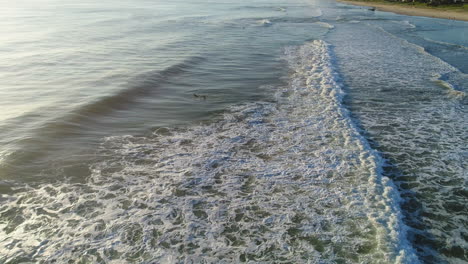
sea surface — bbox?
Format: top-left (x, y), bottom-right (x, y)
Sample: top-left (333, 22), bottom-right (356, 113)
top-left (0, 0), bottom-right (467, 263)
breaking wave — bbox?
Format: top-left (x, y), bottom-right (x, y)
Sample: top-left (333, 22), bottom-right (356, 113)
top-left (0, 41), bottom-right (418, 263)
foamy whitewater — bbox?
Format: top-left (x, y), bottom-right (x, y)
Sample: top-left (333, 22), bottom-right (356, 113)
top-left (0, 0), bottom-right (467, 263)
top-left (0, 40), bottom-right (418, 263)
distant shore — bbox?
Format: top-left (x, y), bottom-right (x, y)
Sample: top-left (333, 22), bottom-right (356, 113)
top-left (337, 0), bottom-right (468, 21)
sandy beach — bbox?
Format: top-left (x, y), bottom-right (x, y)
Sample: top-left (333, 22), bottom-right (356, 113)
top-left (337, 0), bottom-right (468, 21)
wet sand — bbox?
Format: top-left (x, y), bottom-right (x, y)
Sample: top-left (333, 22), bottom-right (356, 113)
top-left (337, 0), bottom-right (468, 21)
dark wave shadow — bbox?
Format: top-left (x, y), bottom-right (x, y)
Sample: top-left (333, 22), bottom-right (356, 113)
top-left (67, 55), bottom-right (206, 122)
top-left (0, 56), bottom-right (205, 183)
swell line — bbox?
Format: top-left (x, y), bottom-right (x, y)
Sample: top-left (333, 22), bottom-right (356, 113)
top-left (68, 55), bottom-right (206, 121)
top-left (0, 56), bottom-right (205, 181)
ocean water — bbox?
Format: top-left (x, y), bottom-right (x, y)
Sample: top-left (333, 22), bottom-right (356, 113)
top-left (0, 0), bottom-right (466, 263)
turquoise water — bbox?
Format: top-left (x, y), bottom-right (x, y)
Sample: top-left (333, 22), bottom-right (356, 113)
top-left (0, 0), bottom-right (466, 262)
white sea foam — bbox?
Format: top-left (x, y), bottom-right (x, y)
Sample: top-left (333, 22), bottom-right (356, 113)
top-left (329, 21), bottom-right (468, 262)
top-left (370, 23), bottom-right (458, 73)
top-left (314, 21), bottom-right (335, 29)
top-left (0, 40), bottom-right (418, 263)
top-left (421, 36), bottom-right (468, 50)
top-left (257, 19), bottom-right (273, 26)
top-left (275, 7), bottom-right (287, 12)
top-left (432, 73), bottom-right (467, 99)
top-left (392, 20), bottom-right (416, 29)
top-left (371, 23), bottom-right (467, 101)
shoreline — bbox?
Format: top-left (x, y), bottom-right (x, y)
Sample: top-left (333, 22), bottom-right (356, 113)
top-left (337, 0), bottom-right (468, 21)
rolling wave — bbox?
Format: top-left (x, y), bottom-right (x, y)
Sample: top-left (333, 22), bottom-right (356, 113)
top-left (0, 41), bottom-right (418, 263)
top-left (69, 56), bottom-right (205, 120)
top-left (0, 56), bottom-right (205, 181)
top-left (328, 20), bottom-right (468, 262)
top-left (433, 73), bottom-right (466, 99)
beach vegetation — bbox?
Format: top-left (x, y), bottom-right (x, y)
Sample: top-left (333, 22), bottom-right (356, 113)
top-left (346, 0), bottom-right (468, 11)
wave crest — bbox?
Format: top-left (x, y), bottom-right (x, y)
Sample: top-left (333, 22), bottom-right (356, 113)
top-left (0, 41), bottom-right (418, 263)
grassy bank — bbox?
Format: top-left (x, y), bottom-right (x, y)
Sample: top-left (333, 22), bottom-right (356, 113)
top-left (337, 0), bottom-right (468, 21)
top-left (350, 0), bottom-right (468, 10)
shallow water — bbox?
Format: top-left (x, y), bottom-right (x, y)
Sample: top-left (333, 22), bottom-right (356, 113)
top-left (318, 5), bottom-right (468, 262)
top-left (0, 0), bottom-right (467, 263)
